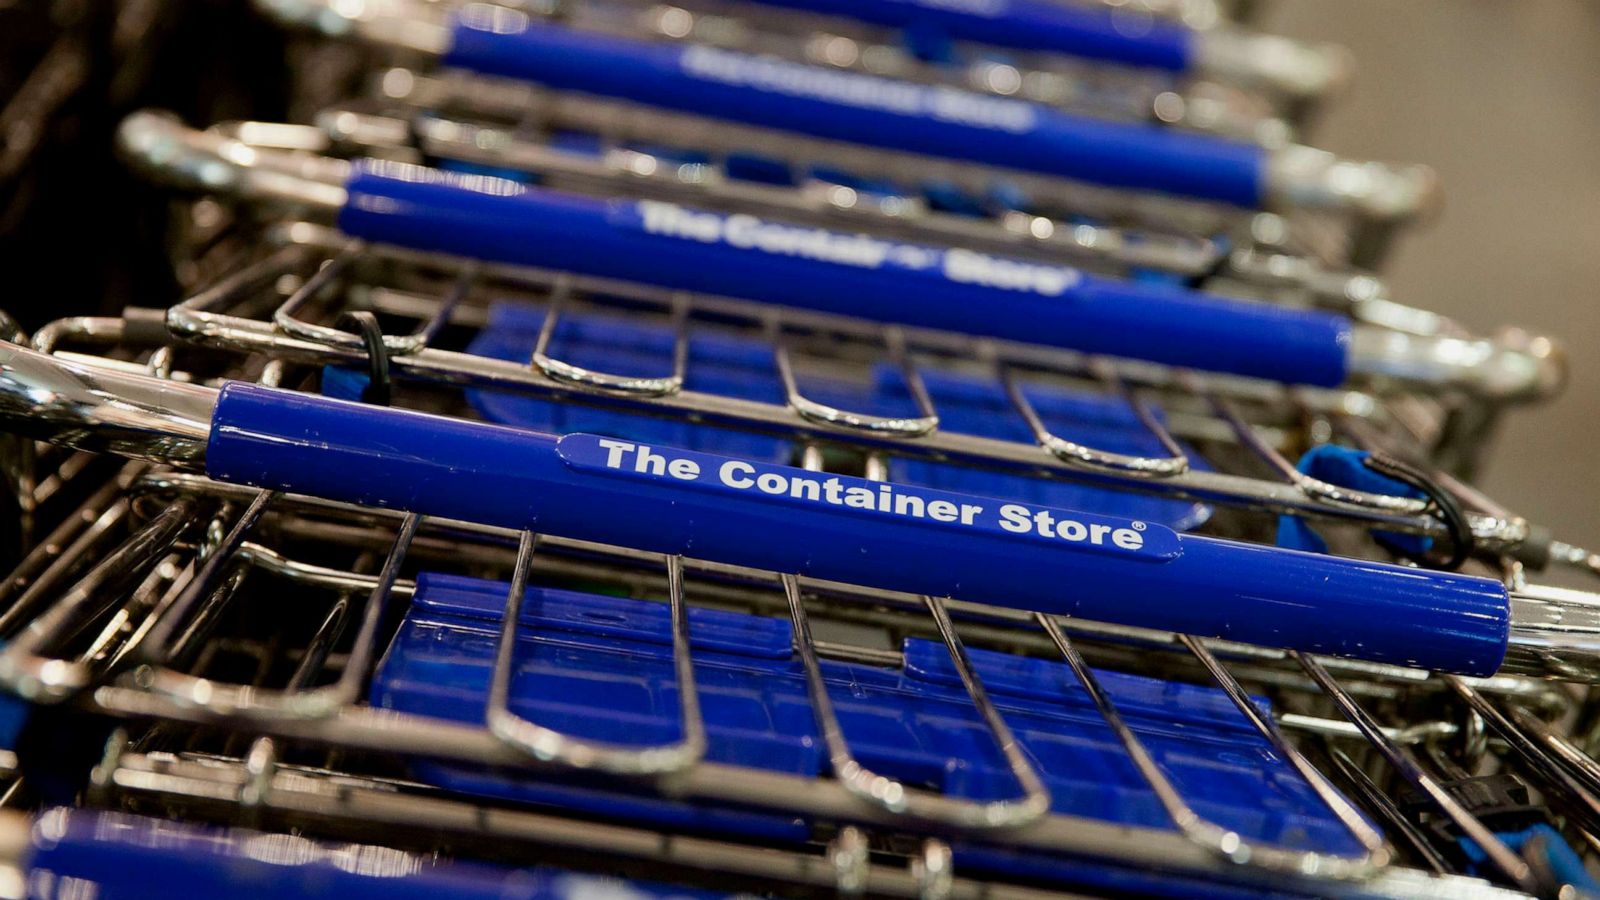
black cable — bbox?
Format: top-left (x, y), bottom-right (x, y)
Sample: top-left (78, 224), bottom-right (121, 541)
top-left (336, 310), bottom-right (392, 407)
top-left (1363, 450), bottom-right (1474, 571)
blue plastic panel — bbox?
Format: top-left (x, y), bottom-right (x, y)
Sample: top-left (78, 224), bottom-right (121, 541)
top-left (371, 573), bottom-right (1372, 862)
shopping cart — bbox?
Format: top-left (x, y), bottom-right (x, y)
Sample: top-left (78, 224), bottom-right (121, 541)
top-left (0, 273), bottom-right (1593, 890)
top-left (116, 112), bottom-right (1563, 485)
top-left (264, 0), bottom-right (1350, 139)
top-left (0, 5), bottom-right (1596, 899)
top-left (0, 181), bottom-right (1593, 895)
top-left (253, 0), bottom-right (1432, 269)
top-left (197, 105), bottom-right (1449, 333)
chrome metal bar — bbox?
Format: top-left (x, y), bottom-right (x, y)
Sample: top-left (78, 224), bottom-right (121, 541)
top-left (1038, 613), bottom-right (1385, 877)
top-left (780, 571), bottom-right (1052, 829)
top-left (1004, 362), bottom-right (1189, 477)
top-left (1179, 635), bottom-right (1391, 858)
top-left (1190, 377), bottom-right (1424, 515)
top-left (0, 495), bottom-right (199, 702)
top-left (282, 252), bottom-right (478, 360)
top-left (530, 282), bottom-right (692, 395)
top-left (133, 492), bottom-right (274, 666)
top-left (486, 532), bottom-right (709, 775)
top-left (142, 509), bottom-right (414, 721)
top-left (1443, 676), bottom-right (1600, 837)
top-left (1325, 748), bottom-right (1453, 877)
top-left (1295, 653), bottom-right (1538, 894)
top-left (774, 325), bottom-right (939, 436)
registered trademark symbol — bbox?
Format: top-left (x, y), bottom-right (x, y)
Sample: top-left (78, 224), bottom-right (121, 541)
top-left (1132, 521), bottom-right (1146, 531)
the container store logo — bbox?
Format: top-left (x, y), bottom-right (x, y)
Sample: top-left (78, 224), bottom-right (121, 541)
top-left (679, 45), bottom-right (1036, 134)
top-left (559, 435), bottom-right (1182, 561)
top-left (631, 200), bottom-right (1082, 297)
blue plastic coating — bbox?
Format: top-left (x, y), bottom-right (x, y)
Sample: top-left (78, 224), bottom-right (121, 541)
top-left (750, 0), bottom-right (1194, 71)
top-left (337, 163), bottom-right (1352, 386)
top-left (1276, 445), bottom-right (1432, 557)
top-left (372, 572), bottom-right (1370, 856)
top-left (206, 383), bottom-right (1511, 674)
top-left (441, 14), bottom-right (1261, 205)
top-left (23, 808), bottom-right (728, 899)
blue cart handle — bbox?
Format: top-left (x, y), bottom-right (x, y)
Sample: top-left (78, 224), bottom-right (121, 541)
top-left (747, 0), bottom-right (1352, 101)
top-left (443, 13), bottom-right (1263, 206)
top-left (202, 381), bottom-right (1509, 676)
top-left (440, 12), bottom-right (1430, 221)
top-left (15, 808), bottom-right (708, 899)
top-left (337, 160), bottom-right (1352, 387)
top-left (1, 342), bottom-right (1594, 679)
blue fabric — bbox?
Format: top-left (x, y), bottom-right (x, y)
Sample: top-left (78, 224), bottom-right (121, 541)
top-left (1275, 445), bottom-right (1432, 557)
top-left (1458, 824), bottom-right (1600, 892)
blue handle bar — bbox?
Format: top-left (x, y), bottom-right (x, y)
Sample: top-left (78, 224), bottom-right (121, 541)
top-left (749, 0), bottom-right (1194, 72)
top-left (207, 383), bottom-right (1510, 675)
top-left (442, 14), bottom-right (1262, 206)
top-left (338, 163), bottom-right (1351, 386)
top-left (24, 808), bottom-right (726, 899)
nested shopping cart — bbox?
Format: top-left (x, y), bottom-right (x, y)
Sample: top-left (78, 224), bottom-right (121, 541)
top-left (118, 110), bottom-right (1564, 483)
top-left (256, 0), bottom-right (1436, 271)
top-left (0, 117), bottom-right (1593, 896)
top-left (0, 2), bottom-right (1596, 898)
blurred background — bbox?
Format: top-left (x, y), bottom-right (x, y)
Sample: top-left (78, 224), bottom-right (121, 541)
top-left (1270, 0), bottom-right (1600, 550)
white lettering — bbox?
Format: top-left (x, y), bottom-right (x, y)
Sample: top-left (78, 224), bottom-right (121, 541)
top-left (999, 504), bottom-right (1032, 533)
top-left (1113, 528), bottom-right (1145, 550)
top-left (679, 45), bottom-right (1035, 133)
top-left (581, 441), bottom-right (1153, 556)
top-left (943, 247), bottom-right (1079, 296)
top-left (1057, 519), bottom-right (1088, 541)
top-left (719, 460), bottom-right (756, 488)
top-left (633, 445), bottom-right (669, 476)
top-left (844, 487), bottom-right (875, 509)
top-left (598, 439), bottom-right (636, 469)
